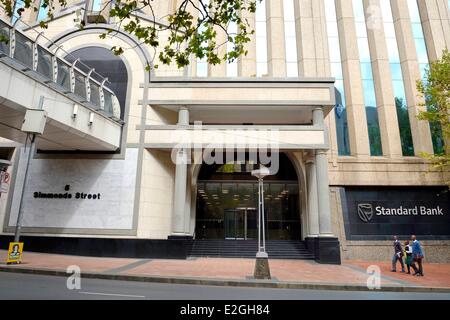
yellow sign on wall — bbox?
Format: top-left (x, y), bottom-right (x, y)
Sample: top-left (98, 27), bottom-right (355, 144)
top-left (6, 242), bottom-right (23, 264)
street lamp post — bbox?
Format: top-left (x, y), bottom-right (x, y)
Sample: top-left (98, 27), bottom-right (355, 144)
top-left (14, 98), bottom-right (47, 243)
top-left (251, 166), bottom-right (271, 280)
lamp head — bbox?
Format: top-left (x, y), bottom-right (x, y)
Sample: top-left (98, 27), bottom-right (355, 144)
top-left (251, 166), bottom-right (271, 179)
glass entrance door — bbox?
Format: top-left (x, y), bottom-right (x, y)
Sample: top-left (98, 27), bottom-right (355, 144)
top-left (224, 208), bottom-right (257, 240)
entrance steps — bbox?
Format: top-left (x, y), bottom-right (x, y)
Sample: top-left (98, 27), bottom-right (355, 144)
top-left (188, 240), bottom-right (315, 260)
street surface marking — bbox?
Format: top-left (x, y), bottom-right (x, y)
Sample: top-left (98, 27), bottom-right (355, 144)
top-left (79, 291), bottom-right (145, 298)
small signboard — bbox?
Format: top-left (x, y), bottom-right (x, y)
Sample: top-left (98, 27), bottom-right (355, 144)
top-left (6, 242), bottom-right (23, 265)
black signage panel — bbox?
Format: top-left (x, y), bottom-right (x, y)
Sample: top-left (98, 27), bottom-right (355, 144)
top-left (341, 186), bottom-right (450, 240)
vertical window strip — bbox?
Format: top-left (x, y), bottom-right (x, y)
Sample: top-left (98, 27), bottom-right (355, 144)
top-left (352, 0), bottom-right (383, 156)
top-left (226, 21), bottom-right (238, 77)
top-left (196, 0), bottom-right (210, 77)
top-left (37, 3), bottom-right (48, 21)
top-left (37, 0), bottom-right (49, 21)
top-left (324, 0), bottom-right (351, 156)
top-left (12, 0), bottom-right (25, 24)
top-left (380, 0), bottom-right (414, 156)
top-left (256, 0), bottom-right (268, 77)
top-left (92, 0), bottom-right (103, 12)
top-left (283, 0), bottom-right (298, 77)
top-left (406, 0), bottom-right (445, 154)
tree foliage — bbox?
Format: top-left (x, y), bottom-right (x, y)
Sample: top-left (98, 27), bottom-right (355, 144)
top-left (0, 0), bottom-right (259, 70)
top-left (417, 49), bottom-right (450, 187)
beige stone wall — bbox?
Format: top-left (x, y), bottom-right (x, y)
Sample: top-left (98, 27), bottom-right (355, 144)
top-left (138, 149), bottom-right (175, 239)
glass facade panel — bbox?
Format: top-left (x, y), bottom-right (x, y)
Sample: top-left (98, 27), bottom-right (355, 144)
top-left (196, 0), bottom-right (209, 77)
top-left (74, 71), bottom-right (87, 99)
top-left (226, 21), bottom-right (238, 77)
top-left (283, 0), bottom-right (298, 76)
top-left (90, 81), bottom-right (101, 106)
top-left (56, 59), bottom-right (71, 91)
top-left (325, 0), bottom-right (351, 155)
top-left (13, 33), bottom-right (33, 68)
top-left (91, 0), bottom-right (103, 12)
top-left (37, 1), bottom-right (49, 21)
top-left (352, 0), bottom-right (383, 156)
top-left (12, 0), bottom-right (25, 24)
top-left (256, 0), bottom-right (268, 77)
top-left (36, 46), bottom-right (52, 79)
top-left (407, 0), bottom-right (444, 154)
top-left (380, 0), bottom-right (414, 156)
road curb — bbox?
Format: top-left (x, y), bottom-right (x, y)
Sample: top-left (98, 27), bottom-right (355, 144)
top-left (1, 266), bottom-right (449, 293)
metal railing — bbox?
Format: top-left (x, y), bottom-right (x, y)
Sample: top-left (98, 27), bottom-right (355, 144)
top-left (0, 17), bottom-right (121, 122)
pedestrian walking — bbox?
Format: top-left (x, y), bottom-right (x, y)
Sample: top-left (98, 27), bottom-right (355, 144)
top-left (391, 236), bottom-right (405, 273)
top-left (404, 240), bottom-right (413, 274)
top-left (410, 235), bottom-right (424, 276)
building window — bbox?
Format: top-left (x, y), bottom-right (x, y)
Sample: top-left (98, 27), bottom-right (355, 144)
top-left (37, 0), bottom-right (49, 21)
top-left (283, 0), bottom-right (297, 77)
top-left (256, 0), bottom-right (268, 77)
top-left (226, 21), bottom-right (238, 77)
top-left (11, 0), bottom-right (25, 24)
top-left (196, 0), bottom-right (209, 77)
top-left (380, 0), bottom-right (414, 156)
top-left (407, 0), bottom-right (445, 154)
top-left (325, 0), bottom-right (351, 156)
top-left (352, 0), bottom-right (383, 156)
top-left (91, 0), bottom-right (103, 12)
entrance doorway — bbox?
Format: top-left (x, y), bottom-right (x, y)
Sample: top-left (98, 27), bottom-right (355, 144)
top-left (195, 153), bottom-right (301, 240)
top-left (224, 208), bottom-right (257, 240)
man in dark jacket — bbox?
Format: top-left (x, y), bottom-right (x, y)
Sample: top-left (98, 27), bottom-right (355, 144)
top-left (410, 235), bottom-right (424, 276)
top-left (391, 236), bottom-right (405, 272)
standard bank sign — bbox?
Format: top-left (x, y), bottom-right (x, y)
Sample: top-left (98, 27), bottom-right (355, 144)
top-left (357, 203), bottom-right (445, 223)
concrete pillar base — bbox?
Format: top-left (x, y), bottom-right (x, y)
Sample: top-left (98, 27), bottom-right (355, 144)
top-left (254, 256), bottom-right (271, 280)
top-left (314, 237), bottom-right (341, 265)
top-left (305, 237), bottom-right (317, 255)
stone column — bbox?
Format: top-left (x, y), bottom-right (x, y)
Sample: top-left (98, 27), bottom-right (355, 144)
top-left (391, 0), bottom-right (434, 155)
top-left (363, 0), bottom-right (403, 158)
top-left (313, 108), bottom-right (333, 236)
top-left (238, 9), bottom-right (257, 77)
top-left (312, 108), bottom-right (341, 264)
top-left (315, 150), bottom-right (333, 236)
top-left (305, 155), bottom-right (320, 254)
top-left (171, 108), bottom-right (189, 237)
top-left (266, 0), bottom-right (287, 77)
top-left (335, 0), bottom-right (371, 157)
top-left (417, 0), bottom-right (450, 61)
top-left (305, 157), bottom-right (320, 237)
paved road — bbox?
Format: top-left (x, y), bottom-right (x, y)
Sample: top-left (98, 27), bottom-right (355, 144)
top-left (0, 272), bottom-right (449, 300)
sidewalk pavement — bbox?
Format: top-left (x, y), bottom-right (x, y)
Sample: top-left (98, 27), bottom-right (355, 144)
top-left (1, 250), bottom-right (449, 292)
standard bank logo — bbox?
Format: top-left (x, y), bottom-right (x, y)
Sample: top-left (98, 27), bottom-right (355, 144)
top-left (358, 204), bottom-right (374, 222)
